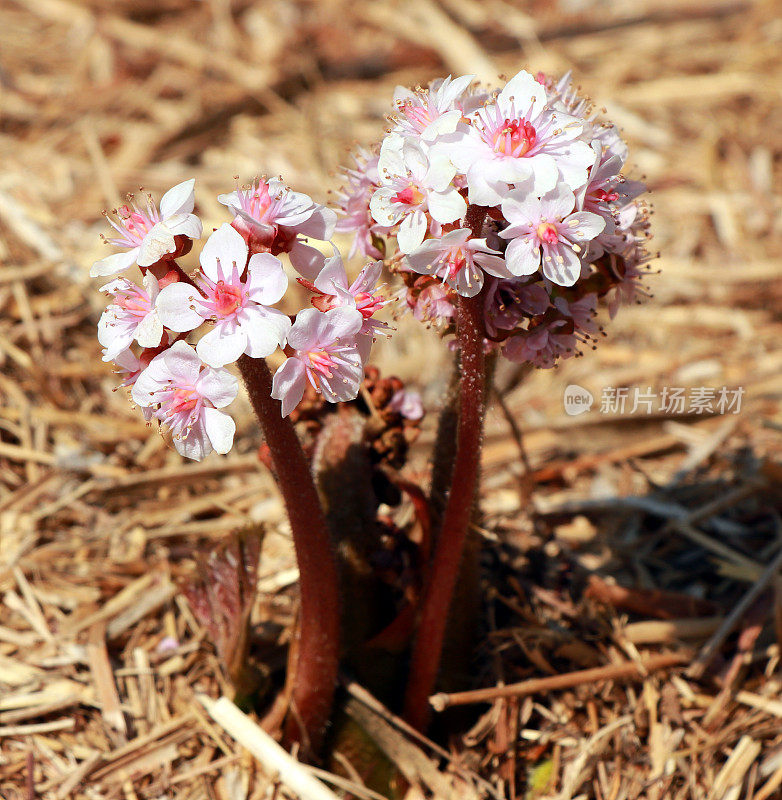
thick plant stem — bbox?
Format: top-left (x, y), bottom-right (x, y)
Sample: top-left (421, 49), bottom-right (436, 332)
top-left (403, 292), bottom-right (486, 731)
top-left (237, 355), bottom-right (340, 754)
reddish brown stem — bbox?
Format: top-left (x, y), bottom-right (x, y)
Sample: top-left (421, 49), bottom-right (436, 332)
top-left (403, 291), bottom-right (486, 730)
top-left (237, 354), bottom-right (340, 753)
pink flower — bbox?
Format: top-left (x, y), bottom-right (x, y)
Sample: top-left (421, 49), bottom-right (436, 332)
top-left (97, 273), bottom-right (164, 361)
top-left (405, 228), bottom-right (510, 297)
top-left (388, 388), bottom-right (424, 420)
top-left (500, 184), bottom-right (604, 286)
top-left (308, 253), bottom-right (389, 359)
top-left (91, 180), bottom-right (202, 277)
top-left (156, 224), bottom-right (291, 368)
top-left (502, 320), bottom-right (574, 368)
top-left (218, 178), bottom-right (336, 278)
top-left (334, 148), bottom-right (390, 259)
top-left (370, 134), bottom-right (466, 253)
top-left (576, 142), bottom-right (645, 254)
top-left (502, 293), bottom-right (598, 367)
top-left (483, 279), bottom-right (550, 338)
top-left (392, 74), bottom-right (475, 141)
top-left (444, 70), bottom-right (594, 206)
top-left (132, 341), bottom-right (238, 461)
top-left (271, 307), bottom-right (364, 417)
top-left (408, 278), bottom-right (455, 326)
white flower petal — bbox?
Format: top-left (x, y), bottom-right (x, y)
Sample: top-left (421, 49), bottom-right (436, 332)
top-left (290, 206), bottom-right (337, 240)
top-left (541, 244), bottom-right (582, 286)
top-left (200, 223), bottom-right (248, 281)
top-left (396, 210), bottom-right (427, 254)
top-left (135, 311), bottom-right (164, 348)
top-left (245, 253), bottom-right (288, 305)
top-left (505, 237), bottom-right (541, 276)
top-left (238, 307), bottom-right (291, 358)
top-left (160, 179), bottom-right (196, 219)
top-left (271, 358), bottom-right (307, 417)
top-left (369, 189), bottom-right (400, 227)
top-left (137, 224), bottom-right (177, 267)
top-left (202, 407), bottom-right (235, 455)
top-left (174, 419), bottom-right (210, 461)
top-left (564, 211), bottom-right (606, 242)
top-left (156, 282), bottom-right (205, 332)
top-left (427, 188), bottom-right (467, 225)
top-left (196, 365), bottom-right (239, 408)
top-left (166, 213), bottom-right (202, 240)
top-left (288, 241), bottom-right (326, 279)
top-left (90, 248), bottom-right (140, 278)
top-left (196, 324), bottom-right (247, 368)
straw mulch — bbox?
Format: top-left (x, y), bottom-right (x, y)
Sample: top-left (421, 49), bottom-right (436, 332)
top-left (1, 0), bottom-right (781, 797)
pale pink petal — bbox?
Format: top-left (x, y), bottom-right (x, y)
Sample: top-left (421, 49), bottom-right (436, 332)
top-left (291, 206), bottom-right (337, 240)
top-left (135, 311), bottom-right (164, 348)
top-left (319, 354), bottom-right (363, 403)
top-left (396, 210), bottom-right (427, 253)
top-left (200, 224), bottom-right (248, 281)
top-left (542, 244), bottom-right (581, 286)
top-left (196, 365), bottom-right (239, 408)
top-left (174, 419), bottom-right (209, 461)
top-left (238, 306), bottom-right (290, 358)
top-left (160, 340), bottom-right (202, 383)
top-left (166, 213), bottom-right (202, 240)
top-left (156, 283), bottom-right (205, 332)
top-left (505, 237), bottom-right (541, 276)
top-left (271, 358), bottom-right (307, 417)
top-left (313, 253), bottom-right (350, 295)
top-left (369, 190), bottom-right (400, 227)
top-left (288, 240), bottom-right (326, 279)
top-left (202, 407), bottom-right (235, 455)
top-left (317, 306), bottom-right (363, 343)
top-left (564, 211), bottom-right (605, 241)
top-left (196, 324), bottom-right (247, 368)
top-left (245, 253), bottom-right (288, 305)
top-left (427, 188), bottom-right (467, 225)
top-left (91, 248), bottom-right (140, 278)
top-left (159, 179), bottom-right (196, 219)
top-left (137, 224), bottom-right (177, 267)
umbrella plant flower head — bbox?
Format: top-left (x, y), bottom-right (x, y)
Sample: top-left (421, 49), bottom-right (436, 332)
top-left (91, 64), bottom-right (654, 751)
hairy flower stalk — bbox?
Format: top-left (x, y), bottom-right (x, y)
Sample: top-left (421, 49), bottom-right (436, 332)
top-left (403, 208), bottom-right (488, 731)
top-left (237, 354), bottom-right (340, 752)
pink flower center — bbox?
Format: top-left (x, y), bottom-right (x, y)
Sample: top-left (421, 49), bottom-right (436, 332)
top-left (116, 293), bottom-right (150, 316)
top-left (445, 248), bottom-right (467, 280)
top-left (118, 205), bottom-right (156, 238)
top-left (536, 222), bottom-right (559, 244)
top-left (354, 291), bottom-right (384, 319)
top-left (392, 184), bottom-right (425, 206)
top-left (594, 188), bottom-right (619, 203)
top-left (169, 387), bottom-right (198, 414)
top-left (399, 101), bottom-right (434, 133)
top-left (308, 349), bottom-right (334, 377)
top-left (214, 281), bottom-right (243, 316)
top-left (492, 119), bottom-right (537, 158)
top-left (241, 184), bottom-right (273, 220)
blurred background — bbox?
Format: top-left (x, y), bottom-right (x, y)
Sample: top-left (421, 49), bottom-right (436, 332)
top-left (1, 0), bottom-right (782, 796)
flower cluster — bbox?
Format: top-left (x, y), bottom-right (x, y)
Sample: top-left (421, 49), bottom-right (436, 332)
top-left (336, 69), bottom-right (653, 367)
top-left (95, 68), bottom-right (654, 461)
top-left (94, 179), bottom-right (388, 459)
